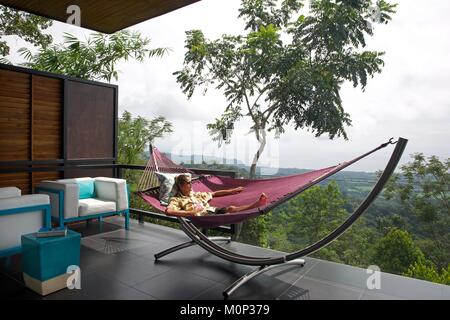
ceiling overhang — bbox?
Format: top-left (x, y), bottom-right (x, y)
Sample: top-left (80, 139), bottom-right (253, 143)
top-left (0, 0), bottom-right (201, 34)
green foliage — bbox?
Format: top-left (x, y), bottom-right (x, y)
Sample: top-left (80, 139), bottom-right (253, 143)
top-left (327, 218), bottom-right (379, 267)
top-left (175, 0), bottom-right (396, 176)
top-left (118, 111), bottom-right (172, 187)
top-left (282, 181), bottom-right (348, 244)
top-left (375, 213), bottom-right (408, 235)
top-left (0, 5), bottom-right (53, 59)
top-left (372, 228), bottom-right (425, 275)
top-left (118, 110), bottom-right (173, 166)
top-left (239, 214), bottom-right (271, 247)
top-left (19, 31), bottom-right (169, 82)
top-left (404, 260), bottom-right (450, 285)
top-left (383, 153), bottom-right (449, 269)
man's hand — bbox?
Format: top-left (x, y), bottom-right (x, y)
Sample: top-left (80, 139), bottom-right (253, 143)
top-left (193, 204), bottom-right (205, 216)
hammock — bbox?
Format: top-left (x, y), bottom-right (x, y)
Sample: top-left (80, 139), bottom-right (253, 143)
top-left (136, 137), bottom-right (408, 298)
top-left (138, 138), bottom-right (400, 228)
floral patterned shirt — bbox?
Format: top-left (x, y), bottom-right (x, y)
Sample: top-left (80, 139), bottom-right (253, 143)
top-left (167, 191), bottom-right (215, 215)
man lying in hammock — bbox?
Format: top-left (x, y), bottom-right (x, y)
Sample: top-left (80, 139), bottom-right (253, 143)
top-left (166, 174), bottom-right (268, 217)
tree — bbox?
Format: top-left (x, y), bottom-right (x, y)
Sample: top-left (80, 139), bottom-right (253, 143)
top-left (284, 181), bottom-right (348, 245)
top-left (267, 181), bottom-right (349, 258)
top-left (19, 31), bottom-right (168, 82)
top-left (118, 110), bottom-right (173, 165)
top-left (375, 213), bottom-right (408, 235)
top-left (266, 180), bottom-right (379, 266)
top-left (383, 153), bottom-right (449, 270)
top-left (372, 228), bottom-right (425, 275)
top-left (404, 260), bottom-right (450, 285)
top-left (0, 5), bottom-right (53, 63)
top-left (175, 0), bottom-right (397, 177)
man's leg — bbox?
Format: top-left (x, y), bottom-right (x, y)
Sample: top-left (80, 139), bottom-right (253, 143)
top-left (226, 193), bottom-right (268, 213)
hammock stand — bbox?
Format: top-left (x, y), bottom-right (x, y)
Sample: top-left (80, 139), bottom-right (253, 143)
top-left (137, 138), bottom-right (408, 298)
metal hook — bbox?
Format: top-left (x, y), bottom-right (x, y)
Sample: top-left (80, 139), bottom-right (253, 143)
top-left (388, 137), bottom-right (398, 145)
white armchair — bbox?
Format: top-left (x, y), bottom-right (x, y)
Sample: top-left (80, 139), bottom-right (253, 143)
top-left (0, 187), bottom-right (51, 257)
top-left (36, 177), bottom-right (129, 229)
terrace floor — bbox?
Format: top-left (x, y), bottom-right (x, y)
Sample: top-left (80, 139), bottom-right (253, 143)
top-left (1, 217), bottom-right (449, 300)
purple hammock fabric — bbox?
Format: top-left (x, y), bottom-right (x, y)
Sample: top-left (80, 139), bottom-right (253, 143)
top-left (138, 141), bottom-right (392, 228)
top-left (139, 165), bottom-right (340, 228)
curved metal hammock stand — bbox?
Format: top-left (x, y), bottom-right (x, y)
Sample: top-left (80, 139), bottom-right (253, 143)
top-left (146, 138), bottom-right (408, 299)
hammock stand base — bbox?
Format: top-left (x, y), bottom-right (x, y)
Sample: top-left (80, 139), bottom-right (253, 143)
top-left (223, 258), bottom-right (306, 299)
top-left (151, 138), bottom-right (408, 299)
top-left (154, 236), bottom-right (231, 260)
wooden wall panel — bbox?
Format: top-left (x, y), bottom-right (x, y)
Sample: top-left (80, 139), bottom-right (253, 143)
top-left (0, 172), bottom-right (30, 194)
top-left (31, 75), bottom-right (64, 190)
top-left (0, 69), bottom-right (30, 161)
top-left (31, 75), bottom-right (63, 160)
top-left (31, 171), bottom-right (62, 192)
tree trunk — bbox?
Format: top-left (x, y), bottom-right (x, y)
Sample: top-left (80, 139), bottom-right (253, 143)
top-left (249, 128), bottom-right (267, 179)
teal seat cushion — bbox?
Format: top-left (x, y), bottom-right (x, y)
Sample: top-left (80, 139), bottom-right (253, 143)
top-left (77, 180), bottom-right (95, 199)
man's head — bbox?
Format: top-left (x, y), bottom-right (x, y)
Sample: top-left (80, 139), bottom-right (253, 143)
top-left (175, 174), bottom-right (192, 196)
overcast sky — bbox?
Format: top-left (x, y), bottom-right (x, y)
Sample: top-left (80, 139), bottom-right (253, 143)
top-left (6, 0), bottom-right (450, 172)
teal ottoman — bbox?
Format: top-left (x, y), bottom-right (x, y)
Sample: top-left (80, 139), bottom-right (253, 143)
top-left (21, 230), bottom-right (81, 295)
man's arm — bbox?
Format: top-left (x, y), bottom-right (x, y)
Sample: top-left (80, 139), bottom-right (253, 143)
top-left (212, 187), bottom-right (244, 197)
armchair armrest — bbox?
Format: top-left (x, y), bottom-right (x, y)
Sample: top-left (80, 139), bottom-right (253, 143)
top-left (0, 194), bottom-right (51, 252)
top-left (94, 177), bottom-right (129, 211)
top-left (0, 187), bottom-right (21, 200)
top-left (0, 194), bottom-right (49, 211)
top-left (36, 181), bottom-right (79, 219)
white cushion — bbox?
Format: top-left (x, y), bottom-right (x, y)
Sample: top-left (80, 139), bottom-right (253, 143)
top-left (0, 187), bottom-right (21, 200)
top-left (94, 177), bottom-right (128, 211)
top-left (0, 211), bottom-right (44, 251)
top-left (56, 177), bottom-right (94, 184)
top-left (78, 198), bottom-right (116, 217)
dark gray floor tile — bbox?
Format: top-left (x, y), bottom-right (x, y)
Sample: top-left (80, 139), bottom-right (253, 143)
top-left (148, 250), bottom-right (254, 285)
top-left (191, 281), bottom-right (270, 300)
top-left (374, 272), bottom-right (449, 299)
top-left (219, 242), bottom-right (276, 258)
top-left (293, 276), bottom-right (363, 300)
top-left (102, 256), bottom-right (171, 286)
top-left (44, 271), bottom-right (155, 300)
top-left (0, 254), bottom-right (22, 275)
top-left (79, 246), bottom-right (138, 274)
top-left (359, 289), bottom-right (402, 300)
top-left (132, 269), bottom-right (219, 300)
top-left (0, 273), bottom-right (40, 300)
top-left (303, 259), bottom-right (370, 290)
top-left (262, 259), bottom-right (315, 285)
top-left (68, 220), bottom-right (121, 237)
